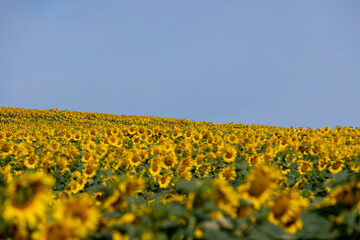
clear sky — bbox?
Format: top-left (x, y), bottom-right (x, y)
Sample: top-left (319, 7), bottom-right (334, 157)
top-left (1, 1), bottom-right (360, 128)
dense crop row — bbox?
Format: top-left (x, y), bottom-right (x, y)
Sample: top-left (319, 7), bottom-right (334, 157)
top-left (0, 107), bottom-right (360, 239)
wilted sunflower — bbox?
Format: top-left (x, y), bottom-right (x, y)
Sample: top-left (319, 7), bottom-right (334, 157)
top-left (268, 190), bottom-right (309, 234)
top-left (3, 172), bottom-right (54, 229)
top-left (237, 165), bottom-right (279, 209)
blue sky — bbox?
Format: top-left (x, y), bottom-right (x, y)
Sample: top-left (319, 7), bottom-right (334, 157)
top-left (1, 1), bottom-right (360, 128)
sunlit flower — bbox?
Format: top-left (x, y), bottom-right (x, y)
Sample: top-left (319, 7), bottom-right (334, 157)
top-left (218, 165), bottom-right (236, 181)
top-left (237, 165), bottom-right (279, 209)
top-left (328, 159), bottom-right (344, 174)
top-left (54, 194), bottom-right (100, 237)
top-left (3, 172), bottom-right (54, 229)
top-left (221, 145), bottom-right (237, 163)
top-left (268, 190), bottom-right (309, 234)
top-left (298, 160), bottom-right (313, 175)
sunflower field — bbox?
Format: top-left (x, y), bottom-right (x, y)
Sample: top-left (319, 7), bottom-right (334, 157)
top-left (1, 107), bottom-right (360, 239)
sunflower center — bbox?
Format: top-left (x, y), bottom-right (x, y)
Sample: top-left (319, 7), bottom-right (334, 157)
top-left (161, 177), bottom-right (167, 184)
top-left (272, 195), bottom-right (290, 219)
top-left (2, 144), bottom-right (11, 152)
top-left (13, 186), bottom-right (36, 208)
top-left (164, 157), bottom-right (173, 166)
top-left (248, 170), bottom-right (270, 197)
top-left (332, 162), bottom-right (341, 170)
top-left (223, 171), bottom-right (232, 179)
top-left (28, 157), bottom-right (36, 165)
top-left (132, 156), bottom-right (139, 163)
top-left (86, 167), bottom-right (94, 175)
top-left (301, 164), bottom-right (309, 173)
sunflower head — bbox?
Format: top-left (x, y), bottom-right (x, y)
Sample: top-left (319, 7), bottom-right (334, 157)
top-left (3, 172), bottom-right (54, 229)
top-left (268, 190), bottom-right (309, 234)
top-left (237, 165), bottom-right (280, 209)
top-left (54, 194), bottom-right (100, 237)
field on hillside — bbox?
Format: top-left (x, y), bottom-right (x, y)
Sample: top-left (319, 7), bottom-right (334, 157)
top-left (1, 107), bottom-right (360, 239)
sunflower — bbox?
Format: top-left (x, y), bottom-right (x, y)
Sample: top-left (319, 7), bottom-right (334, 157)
top-left (268, 190), bottom-right (309, 234)
top-left (3, 172), bottom-right (54, 229)
top-left (0, 141), bottom-right (14, 158)
top-left (211, 179), bottom-right (239, 218)
top-left (112, 231), bottom-right (130, 240)
top-left (192, 133), bottom-right (203, 143)
top-left (24, 154), bottom-right (40, 169)
top-left (177, 166), bottom-right (193, 180)
top-left (194, 155), bottom-right (204, 166)
top-left (184, 131), bottom-right (193, 140)
top-left (127, 125), bottom-right (138, 135)
top-left (162, 153), bottom-right (178, 170)
top-left (247, 154), bottom-right (264, 167)
top-left (351, 162), bottom-right (360, 172)
top-left (157, 173), bottom-right (173, 189)
top-left (104, 190), bottom-right (128, 211)
top-left (83, 164), bottom-right (97, 178)
top-left (117, 177), bottom-right (145, 196)
top-left (195, 163), bottom-right (211, 178)
top-left (104, 177), bottom-right (145, 211)
top-left (126, 152), bottom-right (142, 167)
top-left (221, 145), bottom-right (237, 163)
top-left (53, 194), bottom-right (100, 237)
top-left (107, 135), bottom-right (122, 147)
top-left (317, 157), bottom-right (329, 172)
top-left (297, 160), bottom-right (313, 175)
top-left (237, 165), bottom-right (279, 209)
top-left (149, 163), bottom-right (162, 177)
top-left (327, 178), bottom-right (360, 210)
top-left (32, 220), bottom-right (80, 240)
top-left (328, 159), bottom-right (344, 174)
top-left (218, 165), bottom-right (236, 181)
